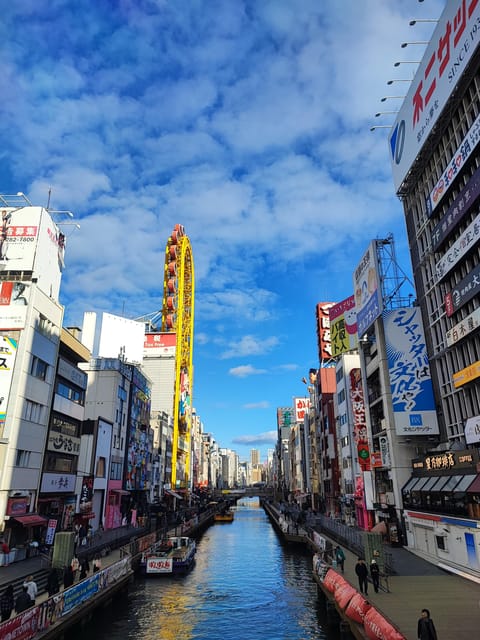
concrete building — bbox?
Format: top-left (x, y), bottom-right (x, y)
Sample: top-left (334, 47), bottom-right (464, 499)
top-left (389, 0), bottom-right (480, 576)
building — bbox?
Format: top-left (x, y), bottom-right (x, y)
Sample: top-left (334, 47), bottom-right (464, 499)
top-left (389, 0), bottom-right (480, 575)
top-left (0, 197), bottom-right (70, 552)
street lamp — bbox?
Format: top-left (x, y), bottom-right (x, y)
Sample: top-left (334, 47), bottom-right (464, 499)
top-left (401, 41), bottom-right (428, 48)
top-left (381, 96), bottom-right (405, 102)
top-left (409, 19), bottom-right (438, 26)
top-left (375, 112), bottom-right (398, 117)
top-left (394, 61), bottom-right (421, 67)
top-left (370, 125), bottom-right (392, 132)
top-left (387, 79), bottom-right (411, 85)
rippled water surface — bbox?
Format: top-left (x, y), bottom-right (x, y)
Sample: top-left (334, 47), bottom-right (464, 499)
top-left (76, 500), bottom-right (338, 640)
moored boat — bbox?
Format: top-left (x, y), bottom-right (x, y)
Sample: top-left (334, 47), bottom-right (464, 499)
top-left (140, 536), bottom-right (196, 575)
top-left (214, 509), bottom-right (234, 522)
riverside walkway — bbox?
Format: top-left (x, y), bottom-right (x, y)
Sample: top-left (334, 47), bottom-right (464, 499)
top-left (264, 501), bottom-right (480, 640)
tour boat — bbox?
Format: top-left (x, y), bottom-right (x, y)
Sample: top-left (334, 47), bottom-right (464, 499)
top-left (140, 536), bottom-right (196, 575)
top-left (214, 509), bottom-right (234, 522)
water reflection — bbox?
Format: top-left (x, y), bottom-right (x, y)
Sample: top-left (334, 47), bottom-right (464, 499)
top-left (73, 500), bottom-right (337, 640)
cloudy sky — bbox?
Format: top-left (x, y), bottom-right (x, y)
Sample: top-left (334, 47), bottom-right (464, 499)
top-left (1, 0), bottom-right (444, 460)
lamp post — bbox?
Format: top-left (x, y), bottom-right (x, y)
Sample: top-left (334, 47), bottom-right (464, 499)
top-left (370, 125), bottom-right (392, 132)
top-left (401, 41), bottom-right (428, 48)
top-left (394, 61), bottom-right (421, 67)
top-left (387, 79), bottom-right (411, 85)
top-left (381, 96), bottom-right (405, 103)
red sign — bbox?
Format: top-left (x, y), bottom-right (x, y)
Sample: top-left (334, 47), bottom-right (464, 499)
top-left (6, 497), bottom-right (29, 515)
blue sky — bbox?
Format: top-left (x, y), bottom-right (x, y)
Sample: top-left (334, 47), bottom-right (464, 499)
top-left (1, 0), bottom-right (444, 462)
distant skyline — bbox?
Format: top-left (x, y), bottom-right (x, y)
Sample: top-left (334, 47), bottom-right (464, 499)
top-left (1, 1), bottom-right (444, 460)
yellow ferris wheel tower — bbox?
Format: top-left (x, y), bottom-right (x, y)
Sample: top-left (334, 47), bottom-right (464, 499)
top-left (162, 224), bottom-right (195, 489)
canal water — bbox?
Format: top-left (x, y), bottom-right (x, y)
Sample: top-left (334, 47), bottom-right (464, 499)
top-left (73, 499), bottom-right (339, 640)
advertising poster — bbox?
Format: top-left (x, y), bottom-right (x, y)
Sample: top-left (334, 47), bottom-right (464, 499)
top-left (329, 295), bottom-right (358, 357)
top-left (353, 242), bottom-right (383, 337)
top-left (384, 308), bottom-right (439, 435)
top-left (0, 335), bottom-right (18, 432)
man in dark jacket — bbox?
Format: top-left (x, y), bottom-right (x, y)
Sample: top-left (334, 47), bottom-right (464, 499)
top-left (417, 608), bottom-right (438, 640)
top-left (355, 557), bottom-right (369, 595)
top-left (15, 586), bottom-right (32, 613)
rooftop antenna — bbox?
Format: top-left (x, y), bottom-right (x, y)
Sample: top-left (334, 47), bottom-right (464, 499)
top-left (46, 187), bottom-right (52, 210)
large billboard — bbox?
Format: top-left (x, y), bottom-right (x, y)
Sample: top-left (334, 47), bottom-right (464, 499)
top-left (389, 0), bottom-right (480, 192)
top-left (316, 302), bottom-right (334, 361)
top-left (293, 397), bottom-right (310, 424)
top-left (329, 295), bottom-right (358, 357)
top-left (144, 332), bottom-right (176, 356)
top-left (353, 242), bottom-right (383, 337)
top-left (0, 206), bottom-right (65, 300)
top-left (83, 311), bottom-right (145, 363)
top-left (384, 308), bottom-right (439, 435)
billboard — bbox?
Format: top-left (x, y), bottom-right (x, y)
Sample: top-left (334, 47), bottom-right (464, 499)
top-left (353, 241), bottom-right (383, 337)
top-left (430, 162), bottom-right (480, 249)
top-left (83, 311), bottom-right (145, 363)
top-left (349, 369), bottom-right (370, 471)
top-left (316, 302), bottom-right (334, 361)
top-left (389, 0), bottom-right (480, 192)
top-left (0, 206), bottom-right (65, 300)
top-left (384, 308), bottom-right (439, 435)
top-left (444, 262), bottom-right (480, 317)
top-left (293, 397), bottom-right (310, 424)
top-left (144, 332), bottom-right (176, 356)
top-left (0, 281), bottom-right (30, 329)
top-left (435, 212), bottom-right (480, 281)
top-left (329, 295), bottom-right (358, 357)
top-left (0, 335), bottom-right (18, 434)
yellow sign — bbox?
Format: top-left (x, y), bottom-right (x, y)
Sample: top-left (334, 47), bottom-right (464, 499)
top-left (453, 360), bottom-right (480, 388)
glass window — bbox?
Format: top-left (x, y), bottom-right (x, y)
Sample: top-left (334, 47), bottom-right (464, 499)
top-left (30, 356), bottom-right (48, 380)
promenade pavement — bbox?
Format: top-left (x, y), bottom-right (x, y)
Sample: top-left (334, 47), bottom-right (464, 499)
top-left (317, 532), bottom-right (480, 640)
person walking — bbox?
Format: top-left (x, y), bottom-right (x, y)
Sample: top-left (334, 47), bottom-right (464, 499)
top-left (47, 568), bottom-right (60, 596)
top-left (79, 556), bottom-right (90, 580)
top-left (355, 557), bottom-right (369, 595)
top-left (63, 564), bottom-right (74, 589)
top-left (335, 545), bottom-right (346, 573)
top-left (370, 558), bottom-right (380, 593)
top-left (23, 575), bottom-right (38, 605)
top-left (15, 587), bottom-right (32, 613)
top-left (0, 585), bottom-right (14, 622)
top-left (417, 608), bottom-right (438, 640)
top-left (71, 555), bottom-right (79, 581)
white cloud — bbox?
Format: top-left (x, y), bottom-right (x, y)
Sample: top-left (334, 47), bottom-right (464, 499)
top-left (229, 365), bottom-right (267, 378)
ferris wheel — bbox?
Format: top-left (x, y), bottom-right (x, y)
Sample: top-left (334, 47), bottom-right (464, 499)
top-left (162, 224), bottom-right (195, 488)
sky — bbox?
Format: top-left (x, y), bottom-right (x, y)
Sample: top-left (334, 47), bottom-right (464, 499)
top-left (1, 0), bottom-right (445, 462)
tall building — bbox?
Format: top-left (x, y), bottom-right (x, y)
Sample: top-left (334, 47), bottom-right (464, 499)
top-left (0, 197), bottom-right (70, 550)
top-left (390, 0), bottom-right (480, 574)
top-left (250, 448), bottom-right (260, 466)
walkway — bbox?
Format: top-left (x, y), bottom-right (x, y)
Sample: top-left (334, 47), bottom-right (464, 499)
top-left (265, 502), bottom-right (480, 640)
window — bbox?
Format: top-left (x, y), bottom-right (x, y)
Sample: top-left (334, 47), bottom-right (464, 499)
top-left (22, 400), bottom-right (44, 423)
top-left (16, 450), bottom-right (31, 467)
top-left (435, 535), bottom-right (447, 551)
top-left (45, 454), bottom-right (75, 473)
top-left (110, 461), bottom-right (123, 480)
top-left (30, 356), bottom-right (48, 381)
top-left (56, 380), bottom-right (85, 405)
top-left (96, 457), bottom-right (106, 478)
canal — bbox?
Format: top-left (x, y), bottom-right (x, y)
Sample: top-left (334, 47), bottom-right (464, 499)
top-left (72, 499), bottom-right (339, 640)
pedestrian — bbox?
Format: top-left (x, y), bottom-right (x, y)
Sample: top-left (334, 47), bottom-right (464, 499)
top-left (1, 539), bottom-right (10, 566)
top-left (370, 558), bottom-right (380, 593)
top-left (63, 564), bottom-right (74, 589)
top-left (47, 568), bottom-right (60, 596)
top-left (355, 557), bottom-right (369, 595)
top-left (93, 554), bottom-right (102, 572)
top-left (23, 575), bottom-right (38, 605)
top-left (0, 585), bottom-right (14, 621)
top-left (417, 608), bottom-right (438, 640)
top-left (335, 545), bottom-right (346, 573)
top-left (79, 557), bottom-right (90, 580)
top-left (71, 554), bottom-right (79, 581)
top-left (15, 586), bottom-right (32, 613)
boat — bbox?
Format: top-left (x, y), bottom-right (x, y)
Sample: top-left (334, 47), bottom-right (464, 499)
top-left (214, 509), bottom-right (234, 522)
top-left (140, 536), bottom-right (196, 575)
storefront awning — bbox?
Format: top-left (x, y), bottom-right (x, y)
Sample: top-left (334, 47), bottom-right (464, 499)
top-left (164, 489), bottom-right (183, 500)
top-left (467, 474), bottom-right (480, 493)
top-left (111, 489), bottom-right (130, 495)
top-left (11, 514), bottom-right (48, 526)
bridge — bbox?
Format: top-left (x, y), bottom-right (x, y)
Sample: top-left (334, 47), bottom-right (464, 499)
top-left (214, 487), bottom-right (275, 499)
